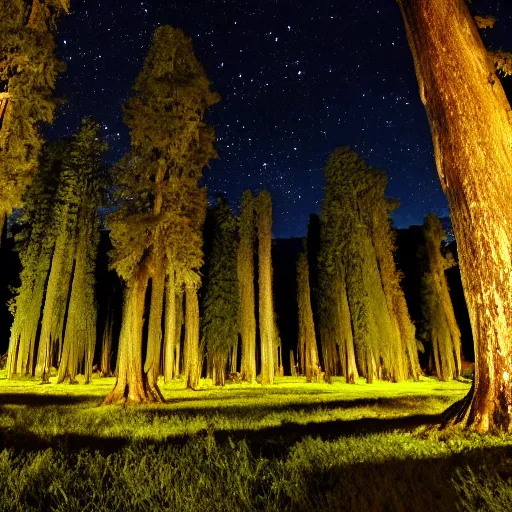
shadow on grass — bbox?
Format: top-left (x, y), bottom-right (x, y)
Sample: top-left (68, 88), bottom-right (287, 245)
top-left (0, 412), bottom-right (442, 457)
top-left (0, 393), bottom-right (101, 406)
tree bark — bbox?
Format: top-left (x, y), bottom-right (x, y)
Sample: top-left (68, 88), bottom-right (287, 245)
top-left (398, 0), bottom-right (512, 431)
top-left (102, 265), bottom-right (163, 405)
top-left (184, 285), bottom-right (200, 390)
top-left (163, 269), bottom-right (176, 383)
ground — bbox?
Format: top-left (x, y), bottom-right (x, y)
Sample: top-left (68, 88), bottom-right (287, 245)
top-left (1, 374), bottom-right (512, 511)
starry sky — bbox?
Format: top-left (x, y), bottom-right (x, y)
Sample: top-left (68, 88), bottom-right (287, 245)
top-left (48, 0), bottom-right (512, 238)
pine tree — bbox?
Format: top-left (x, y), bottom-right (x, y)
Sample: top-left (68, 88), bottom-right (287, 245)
top-left (201, 198), bottom-right (240, 386)
top-left (0, 0), bottom-right (69, 238)
top-left (8, 120), bottom-right (106, 381)
top-left (255, 191), bottom-right (275, 385)
top-left (103, 26), bottom-right (217, 404)
top-left (398, 0), bottom-right (512, 431)
top-left (296, 244), bottom-right (320, 382)
top-left (7, 141), bottom-right (67, 378)
top-left (238, 191), bottom-right (257, 382)
top-left (420, 214), bottom-right (461, 381)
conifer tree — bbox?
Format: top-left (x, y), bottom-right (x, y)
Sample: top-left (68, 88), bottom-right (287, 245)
top-left (0, 0), bottom-right (69, 238)
top-left (202, 198), bottom-right (240, 386)
top-left (7, 141), bottom-right (67, 378)
top-left (420, 214), bottom-right (461, 380)
top-left (103, 26), bottom-right (217, 404)
top-left (398, 0), bottom-right (512, 431)
top-left (8, 120), bottom-right (106, 381)
top-left (238, 191), bottom-right (257, 382)
top-left (296, 245), bottom-right (319, 382)
top-left (255, 191), bottom-right (275, 384)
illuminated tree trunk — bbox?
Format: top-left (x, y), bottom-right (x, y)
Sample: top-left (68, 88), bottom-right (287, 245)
top-left (163, 269), bottom-right (176, 383)
top-left (335, 274), bottom-right (358, 384)
top-left (100, 308), bottom-right (113, 377)
top-left (239, 191), bottom-right (257, 382)
top-left (398, 0), bottom-right (512, 431)
top-left (175, 290), bottom-right (183, 377)
top-left (103, 265), bottom-right (162, 404)
top-left (144, 260), bottom-right (165, 397)
top-left (184, 285), bottom-right (200, 390)
top-left (36, 217), bottom-right (74, 382)
top-left (297, 250), bottom-right (320, 382)
top-left (256, 191), bottom-right (275, 385)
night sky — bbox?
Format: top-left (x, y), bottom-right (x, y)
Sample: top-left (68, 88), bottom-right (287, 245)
top-left (48, 0), bottom-right (512, 238)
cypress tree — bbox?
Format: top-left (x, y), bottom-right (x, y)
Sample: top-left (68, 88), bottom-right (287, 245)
top-left (238, 191), bottom-right (257, 382)
top-left (296, 244), bottom-right (320, 382)
top-left (0, 0), bottom-right (69, 237)
top-left (420, 214), bottom-right (461, 381)
top-left (255, 191), bottom-right (275, 385)
top-left (201, 198), bottom-right (240, 386)
top-left (103, 26), bottom-right (217, 404)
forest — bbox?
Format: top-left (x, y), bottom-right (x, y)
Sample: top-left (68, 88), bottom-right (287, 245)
top-left (0, 0), bottom-right (512, 511)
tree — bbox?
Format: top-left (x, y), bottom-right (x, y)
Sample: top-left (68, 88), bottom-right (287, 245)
top-left (238, 191), bottom-right (257, 382)
top-left (8, 119), bottom-right (107, 381)
top-left (201, 198), bottom-right (240, 386)
top-left (103, 26), bottom-right (217, 404)
top-left (397, 0), bottom-right (512, 431)
top-left (296, 244), bottom-right (320, 382)
top-left (0, 0), bottom-right (69, 238)
top-left (255, 191), bottom-right (276, 384)
top-left (419, 214), bottom-right (461, 381)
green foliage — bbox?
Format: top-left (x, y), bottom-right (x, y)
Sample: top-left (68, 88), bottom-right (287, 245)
top-left (201, 197), bottom-right (240, 381)
top-left (0, 0), bottom-right (69, 219)
top-left (8, 119), bottom-right (107, 379)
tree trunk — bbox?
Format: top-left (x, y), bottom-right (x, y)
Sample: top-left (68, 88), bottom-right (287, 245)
top-left (184, 285), bottom-right (200, 390)
top-left (102, 266), bottom-right (163, 405)
top-left (256, 192), bottom-right (275, 385)
top-left (163, 269), bottom-right (176, 383)
top-left (144, 261), bottom-right (165, 397)
top-left (100, 309), bottom-right (113, 377)
top-left (398, 0), bottom-right (512, 431)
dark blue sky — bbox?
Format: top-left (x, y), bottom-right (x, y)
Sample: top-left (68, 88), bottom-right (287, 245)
top-left (49, 0), bottom-right (512, 238)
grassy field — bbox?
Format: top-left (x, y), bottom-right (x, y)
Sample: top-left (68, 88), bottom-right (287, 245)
top-left (1, 374), bottom-right (511, 511)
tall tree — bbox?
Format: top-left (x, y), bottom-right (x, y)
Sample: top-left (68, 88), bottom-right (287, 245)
top-left (0, 0), bottom-right (69, 238)
top-left (419, 214), bottom-right (461, 381)
top-left (255, 191), bottom-right (275, 385)
top-left (397, 0), bottom-right (512, 431)
top-left (56, 119), bottom-right (108, 384)
top-left (8, 120), bottom-right (106, 381)
top-left (202, 198), bottom-right (240, 386)
top-left (296, 244), bottom-right (320, 382)
top-left (103, 26), bottom-right (217, 404)
top-left (238, 191), bottom-right (257, 382)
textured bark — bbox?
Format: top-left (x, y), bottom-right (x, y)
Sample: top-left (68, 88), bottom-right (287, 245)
top-left (398, 0), bottom-right (512, 431)
top-left (297, 250), bottom-right (320, 382)
top-left (144, 261), bottom-right (165, 394)
top-left (256, 192), bottom-right (275, 385)
top-left (184, 286), bottom-right (200, 390)
top-left (163, 269), bottom-right (176, 382)
top-left (238, 193), bottom-right (257, 382)
top-left (102, 266), bottom-right (163, 405)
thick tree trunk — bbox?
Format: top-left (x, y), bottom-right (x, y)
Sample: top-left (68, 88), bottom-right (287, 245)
top-left (398, 0), bottom-right (512, 431)
top-left (336, 276), bottom-right (358, 384)
top-left (102, 266), bottom-right (163, 405)
top-left (100, 309), bottom-right (113, 377)
top-left (184, 285), bottom-right (200, 390)
top-left (144, 261), bottom-right (165, 397)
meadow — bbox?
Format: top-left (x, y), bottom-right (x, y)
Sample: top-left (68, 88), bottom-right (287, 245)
top-left (0, 374), bottom-right (511, 511)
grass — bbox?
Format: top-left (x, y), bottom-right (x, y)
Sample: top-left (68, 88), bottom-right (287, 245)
top-left (0, 373), bottom-right (511, 511)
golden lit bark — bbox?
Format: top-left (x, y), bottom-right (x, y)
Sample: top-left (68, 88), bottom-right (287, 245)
top-left (163, 269), bottom-right (176, 383)
top-left (398, 0), bottom-right (512, 431)
top-left (184, 285), bottom-right (200, 390)
top-left (102, 266), bottom-right (163, 405)
top-left (256, 191), bottom-right (275, 385)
